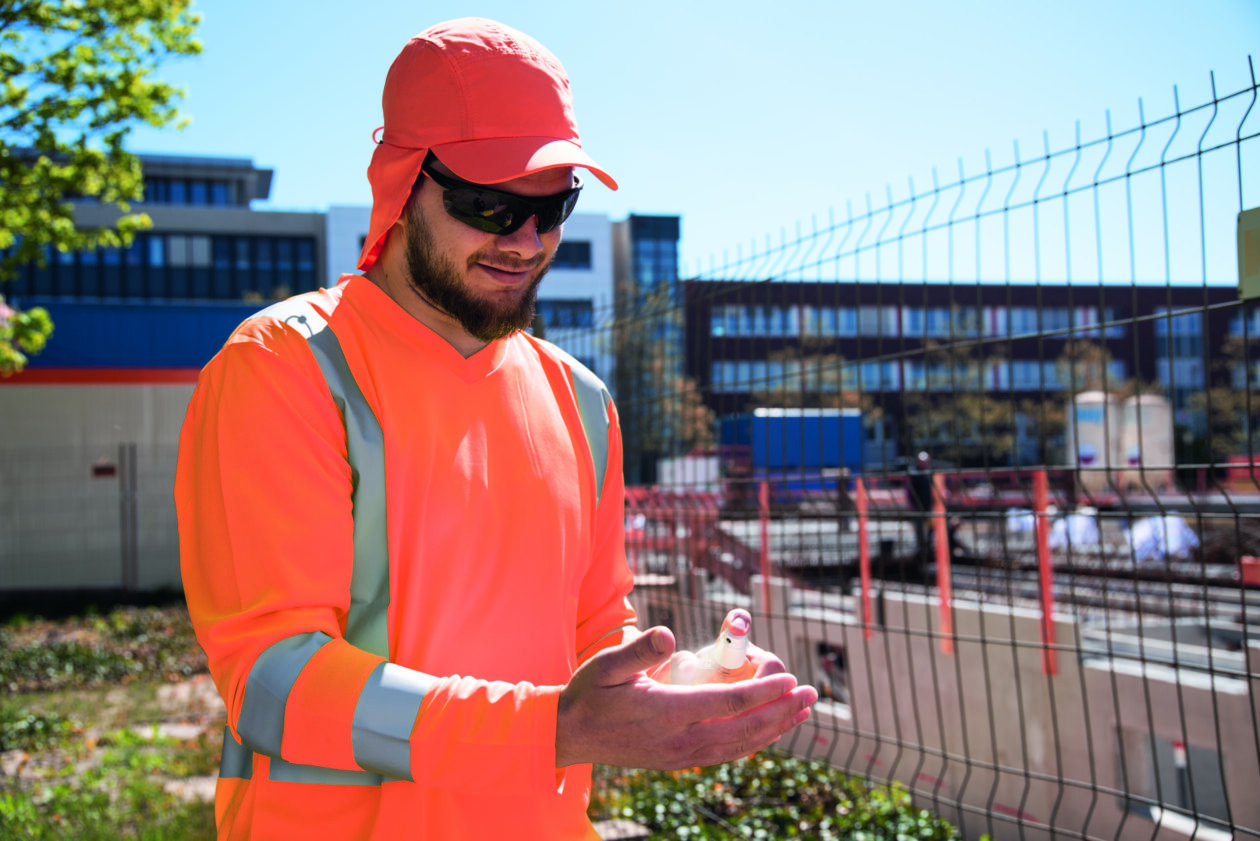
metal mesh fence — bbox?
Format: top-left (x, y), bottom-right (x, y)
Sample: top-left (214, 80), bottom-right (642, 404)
top-left (582, 60), bottom-right (1260, 840)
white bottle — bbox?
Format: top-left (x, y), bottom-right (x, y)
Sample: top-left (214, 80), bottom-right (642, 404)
top-left (661, 608), bottom-right (757, 685)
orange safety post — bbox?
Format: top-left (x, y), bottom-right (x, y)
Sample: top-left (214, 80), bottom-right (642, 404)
top-left (933, 473), bottom-right (954, 654)
top-left (1033, 469), bottom-right (1057, 675)
top-left (856, 478), bottom-right (873, 638)
top-left (759, 480), bottom-right (771, 611)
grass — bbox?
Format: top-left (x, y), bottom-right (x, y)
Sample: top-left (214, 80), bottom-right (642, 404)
top-left (0, 601), bottom-right (220, 841)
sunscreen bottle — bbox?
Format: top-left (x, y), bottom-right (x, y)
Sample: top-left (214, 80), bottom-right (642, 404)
top-left (662, 608), bottom-right (757, 685)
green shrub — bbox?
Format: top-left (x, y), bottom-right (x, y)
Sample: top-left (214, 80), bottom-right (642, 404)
top-left (0, 634), bottom-right (145, 692)
top-left (0, 764), bottom-right (215, 840)
top-left (0, 605), bottom-right (205, 693)
top-left (0, 705), bottom-right (79, 753)
top-left (591, 754), bottom-right (973, 840)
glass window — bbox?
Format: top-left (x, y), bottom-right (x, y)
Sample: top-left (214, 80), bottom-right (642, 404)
top-left (234, 237), bottom-right (251, 271)
top-left (903, 307), bottom-right (925, 336)
top-left (190, 236), bottom-right (211, 267)
top-left (276, 238), bottom-right (294, 271)
top-left (190, 180), bottom-right (208, 205)
top-left (926, 308), bottom-right (951, 337)
top-left (553, 240), bottom-right (592, 270)
top-left (148, 236), bottom-right (166, 266)
top-left (170, 179), bottom-right (187, 204)
top-left (836, 307), bottom-right (857, 336)
top-left (819, 307), bottom-right (837, 336)
top-left (211, 182), bottom-right (231, 206)
top-left (256, 238), bottom-right (273, 271)
top-left (168, 235), bottom-right (190, 266)
top-left (297, 239), bottom-right (315, 271)
top-left (213, 237), bottom-right (232, 271)
top-left (711, 305), bottom-right (727, 337)
top-left (982, 307), bottom-right (1005, 337)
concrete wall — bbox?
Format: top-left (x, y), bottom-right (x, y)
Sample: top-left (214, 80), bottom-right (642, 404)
top-left (0, 382), bottom-right (192, 591)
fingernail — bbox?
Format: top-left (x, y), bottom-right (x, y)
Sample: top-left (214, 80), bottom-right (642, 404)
top-left (650, 630), bottom-right (668, 655)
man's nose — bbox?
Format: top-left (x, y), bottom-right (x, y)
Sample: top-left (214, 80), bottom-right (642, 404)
top-left (496, 216), bottom-right (545, 257)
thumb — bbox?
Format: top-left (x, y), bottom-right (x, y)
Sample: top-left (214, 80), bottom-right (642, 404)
top-left (596, 627), bottom-right (675, 686)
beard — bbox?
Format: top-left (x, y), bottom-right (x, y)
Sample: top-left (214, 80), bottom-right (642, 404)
top-left (403, 202), bottom-right (550, 343)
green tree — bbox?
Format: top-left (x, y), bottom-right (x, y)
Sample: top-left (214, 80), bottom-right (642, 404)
top-left (1190, 334), bottom-right (1260, 466)
top-left (611, 281), bottom-right (714, 484)
top-left (902, 339), bottom-right (1022, 467)
top-left (0, 0), bottom-right (202, 374)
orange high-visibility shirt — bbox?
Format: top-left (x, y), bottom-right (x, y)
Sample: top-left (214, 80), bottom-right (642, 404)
top-left (175, 275), bottom-right (636, 839)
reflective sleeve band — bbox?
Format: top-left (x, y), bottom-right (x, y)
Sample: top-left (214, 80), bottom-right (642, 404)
top-left (219, 726), bottom-right (253, 780)
top-left (567, 360), bottom-right (612, 506)
top-left (237, 632), bottom-right (332, 758)
top-left (351, 662), bottom-right (436, 781)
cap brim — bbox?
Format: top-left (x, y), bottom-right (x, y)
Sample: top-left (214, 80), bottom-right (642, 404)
top-left (431, 136), bottom-right (618, 190)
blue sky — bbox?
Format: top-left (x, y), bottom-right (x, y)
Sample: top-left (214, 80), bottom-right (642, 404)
top-left (126, 0), bottom-right (1259, 278)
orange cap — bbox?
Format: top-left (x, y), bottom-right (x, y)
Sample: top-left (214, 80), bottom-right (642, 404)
top-left (357, 18), bottom-right (618, 271)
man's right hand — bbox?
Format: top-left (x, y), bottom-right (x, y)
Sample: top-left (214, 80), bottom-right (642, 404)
top-left (554, 626), bottom-right (817, 770)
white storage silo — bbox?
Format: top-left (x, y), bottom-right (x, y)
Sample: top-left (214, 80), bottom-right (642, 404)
top-left (1066, 390), bottom-right (1123, 496)
top-left (1121, 394), bottom-right (1175, 492)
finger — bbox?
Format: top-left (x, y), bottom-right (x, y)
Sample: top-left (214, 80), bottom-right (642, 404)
top-left (594, 626), bottom-right (675, 687)
top-left (683, 686), bottom-right (817, 765)
top-left (746, 643), bottom-right (786, 678)
top-left (669, 672), bottom-right (799, 722)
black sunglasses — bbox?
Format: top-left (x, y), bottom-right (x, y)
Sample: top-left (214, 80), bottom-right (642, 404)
top-left (420, 153), bottom-right (582, 236)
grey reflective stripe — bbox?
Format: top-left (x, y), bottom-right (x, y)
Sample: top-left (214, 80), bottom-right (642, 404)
top-left (306, 327), bottom-right (391, 657)
top-left (219, 726), bottom-right (253, 780)
top-left (254, 298), bottom-right (391, 658)
top-left (351, 662), bottom-right (436, 781)
top-left (567, 361), bottom-right (612, 506)
top-left (269, 757), bottom-right (384, 786)
top-left (237, 632), bottom-right (332, 757)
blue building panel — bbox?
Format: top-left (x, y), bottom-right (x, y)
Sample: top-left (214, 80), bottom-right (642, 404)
top-left (16, 298), bottom-right (261, 369)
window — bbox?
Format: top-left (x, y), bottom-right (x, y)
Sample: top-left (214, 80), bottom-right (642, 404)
top-left (553, 240), bottom-right (592, 270)
top-left (537, 299), bottom-right (593, 329)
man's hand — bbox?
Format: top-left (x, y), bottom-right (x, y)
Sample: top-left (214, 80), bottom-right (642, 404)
top-left (555, 626), bottom-right (817, 770)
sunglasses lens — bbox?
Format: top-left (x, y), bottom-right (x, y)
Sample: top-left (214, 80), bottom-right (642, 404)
top-left (441, 189), bottom-right (520, 235)
top-left (535, 191), bottom-right (580, 234)
top-left (426, 160), bottom-right (582, 236)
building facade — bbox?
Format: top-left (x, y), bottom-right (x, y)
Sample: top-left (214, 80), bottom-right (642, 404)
top-left (681, 279), bottom-right (1246, 468)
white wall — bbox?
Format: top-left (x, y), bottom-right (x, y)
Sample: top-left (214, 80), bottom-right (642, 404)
top-left (0, 383), bottom-right (194, 591)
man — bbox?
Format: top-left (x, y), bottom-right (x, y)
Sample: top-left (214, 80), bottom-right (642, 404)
top-left (175, 17), bottom-right (815, 840)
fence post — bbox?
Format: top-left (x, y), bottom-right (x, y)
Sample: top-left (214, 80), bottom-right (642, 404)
top-left (119, 442), bottom-right (139, 591)
top-left (856, 478), bottom-right (872, 638)
top-left (758, 480), bottom-right (771, 612)
top-left (1034, 469), bottom-right (1057, 675)
top-left (933, 473), bottom-right (953, 655)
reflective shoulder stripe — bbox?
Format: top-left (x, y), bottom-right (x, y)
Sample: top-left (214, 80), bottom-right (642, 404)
top-left (252, 298), bottom-right (391, 658)
top-left (523, 336), bottom-right (612, 506)
top-left (351, 662), bottom-right (437, 781)
top-left (567, 358), bottom-right (612, 506)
